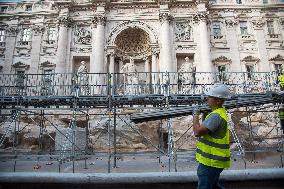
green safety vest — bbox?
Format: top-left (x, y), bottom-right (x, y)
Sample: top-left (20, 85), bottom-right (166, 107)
top-left (278, 75), bottom-right (284, 87)
top-left (196, 107), bottom-right (231, 168)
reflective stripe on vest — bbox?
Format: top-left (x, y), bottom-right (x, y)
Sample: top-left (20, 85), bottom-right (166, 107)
top-left (196, 107), bottom-right (231, 169)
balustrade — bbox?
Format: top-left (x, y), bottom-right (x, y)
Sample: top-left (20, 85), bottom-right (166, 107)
top-left (0, 72), bottom-right (279, 96)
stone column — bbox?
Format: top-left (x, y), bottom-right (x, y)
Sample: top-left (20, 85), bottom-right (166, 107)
top-left (109, 52), bottom-right (115, 73)
top-left (225, 18), bottom-right (241, 72)
top-left (193, 3), bottom-right (213, 85)
top-left (90, 23), bottom-right (96, 73)
top-left (144, 57), bottom-right (150, 90)
top-left (144, 57), bottom-right (150, 73)
top-left (56, 16), bottom-right (72, 73)
top-left (151, 47), bottom-right (159, 93)
top-left (159, 6), bottom-right (173, 73)
top-left (194, 4), bottom-right (212, 73)
top-left (30, 25), bottom-right (44, 74)
top-left (91, 13), bottom-right (106, 94)
top-left (3, 26), bottom-right (18, 73)
top-left (91, 14), bottom-right (105, 73)
top-left (252, 18), bottom-right (270, 72)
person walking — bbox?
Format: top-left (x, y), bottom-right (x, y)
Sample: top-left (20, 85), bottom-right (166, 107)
top-left (193, 83), bottom-right (231, 189)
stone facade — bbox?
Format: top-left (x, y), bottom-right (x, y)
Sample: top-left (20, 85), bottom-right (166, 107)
top-left (0, 0), bottom-right (283, 75)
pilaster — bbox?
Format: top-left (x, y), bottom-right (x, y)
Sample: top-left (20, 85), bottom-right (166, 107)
top-left (252, 17), bottom-right (270, 72)
top-left (225, 18), bottom-right (241, 72)
top-left (30, 25), bottom-right (44, 73)
top-left (56, 15), bottom-right (73, 73)
top-left (3, 26), bottom-right (18, 73)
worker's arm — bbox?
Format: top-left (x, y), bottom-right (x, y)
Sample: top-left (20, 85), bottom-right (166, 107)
top-left (193, 114), bottom-right (209, 137)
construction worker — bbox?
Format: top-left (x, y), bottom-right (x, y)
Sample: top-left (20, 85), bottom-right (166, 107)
top-left (193, 83), bottom-right (231, 189)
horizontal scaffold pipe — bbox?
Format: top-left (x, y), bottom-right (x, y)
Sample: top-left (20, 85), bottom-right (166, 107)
top-left (130, 92), bottom-right (284, 123)
top-left (0, 168), bottom-right (283, 184)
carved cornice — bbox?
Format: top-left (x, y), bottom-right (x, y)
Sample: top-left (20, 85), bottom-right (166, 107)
top-left (193, 12), bottom-right (208, 23)
top-left (40, 61), bottom-right (56, 68)
top-left (12, 62), bottom-right (30, 70)
top-left (212, 56), bottom-right (232, 65)
top-left (242, 55), bottom-right (260, 64)
top-left (159, 12), bottom-right (173, 23)
top-left (58, 16), bottom-right (74, 27)
top-left (225, 19), bottom-right (238, 28)
top-left (92, 14), bottom-right (106, 26)
top-left (269, 54), bottom-right (284, 62)
top-left (251, 18), bottom-right (265, 30)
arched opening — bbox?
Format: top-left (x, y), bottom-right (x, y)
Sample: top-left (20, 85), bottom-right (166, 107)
top-left (115, 27), bottom-right (151, 59)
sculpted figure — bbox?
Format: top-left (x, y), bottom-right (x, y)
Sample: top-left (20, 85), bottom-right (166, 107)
top-left (178, 57), bottom-right (196, 93)
top-left (120, 58), bottom-right (140, 94)
top-left (76, 61), bottom-right (89, 95)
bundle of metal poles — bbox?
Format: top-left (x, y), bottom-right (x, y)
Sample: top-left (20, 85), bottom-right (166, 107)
top-left (130, 92), bottom-right (284, 123)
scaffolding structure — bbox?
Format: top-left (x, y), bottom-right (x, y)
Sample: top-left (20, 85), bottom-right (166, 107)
top-left (0, 72), bottom-right (283, 173)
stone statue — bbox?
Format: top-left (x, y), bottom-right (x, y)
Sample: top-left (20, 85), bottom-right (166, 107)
top-left (178, 57), bottom-right (196, 93)
top-left (120, 58), bottom-right (140, 94)
top-left (76, 61), bottom-right (89, 95)
top-left (77, 61), bottom-right (88, 74)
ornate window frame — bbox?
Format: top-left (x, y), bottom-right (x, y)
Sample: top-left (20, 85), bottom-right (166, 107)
top-left (241, 55), bottom-right (260, 80)
top-left (212, 56), bottom-right (232, 82)
top-left (269, 54), bottom-right (284, 72)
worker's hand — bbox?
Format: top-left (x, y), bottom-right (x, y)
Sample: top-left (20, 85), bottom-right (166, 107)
top-left (193, 108), bottom-right (200, 116)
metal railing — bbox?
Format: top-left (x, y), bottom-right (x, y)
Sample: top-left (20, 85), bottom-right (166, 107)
top-left (0, 72), bottom-right (280, 96)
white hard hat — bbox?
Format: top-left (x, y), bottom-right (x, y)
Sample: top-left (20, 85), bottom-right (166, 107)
top-left (205, 83), bottom-right (230, 99)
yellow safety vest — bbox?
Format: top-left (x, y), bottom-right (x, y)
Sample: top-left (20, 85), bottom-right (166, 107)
top-left (196, 107), bottom-right (231, 168)
top-left (278, 75), bottom-right (284, 87)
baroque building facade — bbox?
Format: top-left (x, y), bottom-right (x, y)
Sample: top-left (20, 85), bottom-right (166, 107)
top-left (0, 0), bottom-right (283, 78)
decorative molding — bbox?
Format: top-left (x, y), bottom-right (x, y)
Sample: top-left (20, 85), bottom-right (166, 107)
top-left (269, 54), bottom-right (284, 62)
top-left (175, 22), bottom-right (192, 42)
top-left (212, 56), bottom-right (232, 66)
top-left (251, 18), bottom-right (265, 30)
top-left (193, 12), bottom-right (208, 23)
top-left (33, 25), bottom-right (45, 35)
top-left (40, 61), bottom-right (56, 68)
top-left (159, 12), bottom-right (173, 23)
top-left (107, 21), bottom-right (158, 46)
top-left (6, 26), bottom-right (19, 36)
top-left (225, 19), bottom-right (238, 28)
top-left (242, 55), bottom-right (260, 64)
top-left (58, 16), bottom-right (73, 27)
top-left (74, 26), bottom-right (92, 45)
top-left (92, 14), bottom-right (106, 26)
top-left (12, 62), bottom-right (30, 70)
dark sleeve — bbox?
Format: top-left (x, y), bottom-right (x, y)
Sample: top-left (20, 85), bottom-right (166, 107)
top-left (202, 113), bottom-right (222, 132)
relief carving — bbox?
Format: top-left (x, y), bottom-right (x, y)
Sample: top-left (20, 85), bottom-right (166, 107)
top-left (74, 26), bottom-right (91, 45)
top-left (175, 22), bottom-right (192, 41)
